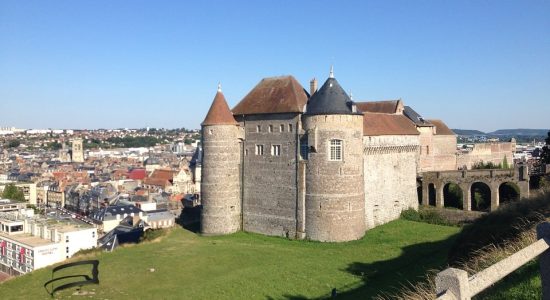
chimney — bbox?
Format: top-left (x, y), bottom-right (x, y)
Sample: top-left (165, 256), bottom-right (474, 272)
top-left (310, 78), bottom-right (317, 96)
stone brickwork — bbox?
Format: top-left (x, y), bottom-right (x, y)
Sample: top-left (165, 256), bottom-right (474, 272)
top-left (71, 139), bottom-right (84, 163)
top-left (421, 163), bottom-right (529, 211)
top-left (457, 141), bottom-right (516, 170)
top-left (200, 124), bottom-right (242, 235)
top-left (363, 135), bottom-right (420, 228)
top-left (418, 127), bottom-right (458, 172)
top-left (303, 114), bottom-right (366, 242)
top-left (236, 113), bottom-right (301, 238)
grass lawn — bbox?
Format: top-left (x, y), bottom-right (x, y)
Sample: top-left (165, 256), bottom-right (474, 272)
top-left (0, 220), bottom-right (459, 299)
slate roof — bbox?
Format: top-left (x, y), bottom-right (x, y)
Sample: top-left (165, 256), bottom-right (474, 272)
top-left (90, 205), bottom-right (144, 222)
top-left (147, 209), bottom-right (175, 222)
top-left (427, 119), bottom-right (456, 136)
top-left (190, 146), bottom-right (202, 167)
top-left (363, 113), bottom-right (420, 136)
top-left (202, 91), bottom-right (238, 126)
top-left (403, 106), bottom-right (433, 127)
top-left (232, 76), bottom-right (309, 115)
top-left (305, 77), bottom-right (360, 115)
top-left (356, 100), bottom-right (401, 114)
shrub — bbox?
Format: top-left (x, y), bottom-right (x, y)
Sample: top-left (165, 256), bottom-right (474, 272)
top-left (400, 208), bottom-right (450, 226)
top-left (400, 208), bottom-right (421, 222)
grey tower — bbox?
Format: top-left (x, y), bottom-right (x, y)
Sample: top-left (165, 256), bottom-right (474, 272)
top-left (302, 69), bottom-right (366, 242)
top-left (200, 85), bottom-right (243, 235)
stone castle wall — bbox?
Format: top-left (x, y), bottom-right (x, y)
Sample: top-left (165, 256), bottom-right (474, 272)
top-left (363, 135), bottom-right (420, 228)
top-left (303, 114), bottom-right (365, 242)
top-left (457, 142), bottom-right (515, 169)
top-left (237, 113), bottom-right (301, 238)
top-left (200, 124), bottom-right (242, 235)
top-left (418, 127), bottom-right (458, 172)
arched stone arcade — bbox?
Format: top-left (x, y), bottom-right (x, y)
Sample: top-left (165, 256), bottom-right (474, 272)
top-left (421, 164), bottom-right (530, 212)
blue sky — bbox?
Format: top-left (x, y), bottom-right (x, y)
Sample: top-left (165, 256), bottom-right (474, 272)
top-left (1, 1), bottom-right (549, 131)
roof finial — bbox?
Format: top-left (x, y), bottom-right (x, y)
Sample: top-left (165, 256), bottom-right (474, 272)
top-left (329, 65), bottom-right (334, 78)
top-left (349, 90), bottom-right (353, 100)
top-left (217, 82), bottom-right (222, 92)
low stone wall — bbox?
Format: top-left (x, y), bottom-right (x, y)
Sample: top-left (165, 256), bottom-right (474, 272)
top-left (435, 222), bottom-right (550, 299)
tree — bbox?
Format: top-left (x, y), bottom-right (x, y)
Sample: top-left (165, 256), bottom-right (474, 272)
top-left (541, 131), bottom-right (550, 165)
top-left (2, 184), bottom-right (25, 201)
top-left (502, 155), bottom-right (509, 169)
top-left (7, 140), bottom-right (20, 148)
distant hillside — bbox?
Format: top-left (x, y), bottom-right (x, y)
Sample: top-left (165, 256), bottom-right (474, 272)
top-left (488, 129), bottom-right (549, 136)
top-left (452, 129), bottom-right (486, 136)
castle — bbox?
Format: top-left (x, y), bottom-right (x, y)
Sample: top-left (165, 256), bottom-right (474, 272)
top-left (199, 69), bottom-right (512, 242)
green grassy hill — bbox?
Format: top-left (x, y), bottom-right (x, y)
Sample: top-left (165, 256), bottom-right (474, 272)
top-left (0, 220), bottom-right (459, 300)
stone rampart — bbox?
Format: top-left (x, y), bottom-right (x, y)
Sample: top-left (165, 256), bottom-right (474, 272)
top-left (363, 135), bottom-right (420, 228)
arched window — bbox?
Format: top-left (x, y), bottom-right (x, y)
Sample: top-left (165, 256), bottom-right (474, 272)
top-left (329, 139), bottom-right (343, 161)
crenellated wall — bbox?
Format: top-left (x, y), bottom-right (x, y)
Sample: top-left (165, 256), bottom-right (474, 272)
top-left (457, 141), bottom-right (516, 170)
top-left (363, 135), bottom-right (420, 228)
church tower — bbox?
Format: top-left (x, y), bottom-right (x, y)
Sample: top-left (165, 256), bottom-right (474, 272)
top-left (302, 67), bottom-right (366, 242)
top-left (71, 138), bottom-right (84, 163)
top-left (200, 84), bottom-right (242, 235)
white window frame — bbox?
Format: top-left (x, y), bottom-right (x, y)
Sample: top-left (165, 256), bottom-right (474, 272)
top-left (268, 125), bottom-right (273, 133)
top-left (256, 125), bottom-right (261, 132)
top-left (271, 145), bottom-right (281, 156)
top-left (255, 144), bottom-right (264, 155)
top-left (329, 139), bottom-right (343, 161)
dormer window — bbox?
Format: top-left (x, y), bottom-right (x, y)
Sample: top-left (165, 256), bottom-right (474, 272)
top-left (329, 139), bottom-right (343, 161)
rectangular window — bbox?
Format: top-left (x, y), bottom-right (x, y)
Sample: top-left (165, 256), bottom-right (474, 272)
top-left (280, 124), bottom-right (284, 132)
top-left (245, 149), bottom-right (249, 156)
top-left (329, 139), bottom-right (343, 161)
top-left (289, 124), bottom-right (293, 132)
top-left (255, 145), bottom-right (264, 155)
top-left (300, 137), bottom-right (309, 160)
top-left (268, 125), bottom-right (273, 133)
top-left (271, 145), bottom-right (281, 156)
top-left (256, 125), bottom-right (261, 132)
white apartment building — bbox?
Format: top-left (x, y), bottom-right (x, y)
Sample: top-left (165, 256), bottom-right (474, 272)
top-left (0, 211), bottom-right (97, 276)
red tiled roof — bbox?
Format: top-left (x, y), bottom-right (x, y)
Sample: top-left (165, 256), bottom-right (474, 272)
top-left (232, 76), bottom-right (308, 115)
top-left (356, 100), bottom-right (401, 114)
top-left (150, 168), bottom-right (174, 181)
top-left (128, 169), bottom-right (146, 180)
top-left (202, 91), bottom-right (238, 126)
top-left (427, 119), bottom-right (456, 135)
top-left (363, 113), bottom-right (420, 136)
top-left (143, 178), bottom-right (172, 188)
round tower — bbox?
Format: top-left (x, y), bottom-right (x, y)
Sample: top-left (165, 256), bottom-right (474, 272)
top-left (200, 84), bottom-right (242, 235)
top-left (303, 68), bottom-right (366, 242)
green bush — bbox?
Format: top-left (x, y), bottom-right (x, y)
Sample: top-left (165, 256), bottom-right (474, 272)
top-left (400, 208), bottom-right (450, 226)
top-left (400, 208), bottom-right (421, 222)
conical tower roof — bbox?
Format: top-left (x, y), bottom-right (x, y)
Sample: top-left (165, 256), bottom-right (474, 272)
top-left (305, 70), bottom-right (358, 115)
top-left (202, 87), bottom-right (238, 126)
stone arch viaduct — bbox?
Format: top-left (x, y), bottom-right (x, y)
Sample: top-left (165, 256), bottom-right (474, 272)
top-left (420, 164), bottom-right (530, 211)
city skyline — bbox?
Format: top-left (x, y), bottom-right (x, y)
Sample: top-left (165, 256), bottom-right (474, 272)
top-left (1, 1), bottom-right (549, 131)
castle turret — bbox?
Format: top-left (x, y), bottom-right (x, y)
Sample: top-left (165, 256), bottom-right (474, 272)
top-left (200, 84), bottom-right (242, 235)
top-left (302, 68), bottom-right (366, 242)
